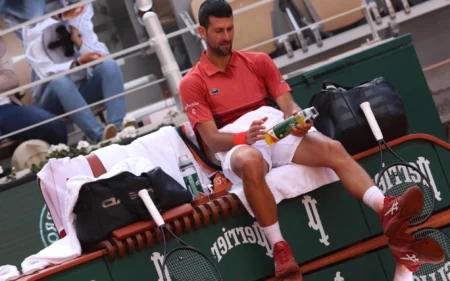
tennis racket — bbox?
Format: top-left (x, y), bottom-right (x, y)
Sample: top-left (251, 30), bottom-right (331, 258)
top-left (360, 101), bottom-right (435, 225)
top-left (412, 228), bottom-right (450, 279)
top-left (138, 189), bottom-right (223, 281)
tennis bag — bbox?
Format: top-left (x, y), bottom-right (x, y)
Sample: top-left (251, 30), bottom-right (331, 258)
top-left (74, 166), bottom-right (193, 251)
top-left (309, 77), bottom-right (408, 155)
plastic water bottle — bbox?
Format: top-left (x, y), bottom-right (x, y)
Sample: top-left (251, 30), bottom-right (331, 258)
top-left (178, 155), bottom-right (204, 199)
top-left (264, 107), bottom-right (319, 146)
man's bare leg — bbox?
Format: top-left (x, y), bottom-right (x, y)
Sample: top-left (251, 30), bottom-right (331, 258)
top-left (230, 146), bottom-right (274, 226)
top-left (291, 132), bottom-right (384, 214)
top-left (292, 131), bottom-right (436, 274)
top-left (230, 146), bottom-right (300, 278)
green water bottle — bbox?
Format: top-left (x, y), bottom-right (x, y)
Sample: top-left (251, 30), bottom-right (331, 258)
top-left (178, 155), bottom-right (204, 199)
top-left (264, 107), bottom-right (319, 146)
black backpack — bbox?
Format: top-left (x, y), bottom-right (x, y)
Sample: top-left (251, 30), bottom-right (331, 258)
top-left (309, 77), bottom-right (408, 155)
top-left (74, 167), bottom-right (193, 251)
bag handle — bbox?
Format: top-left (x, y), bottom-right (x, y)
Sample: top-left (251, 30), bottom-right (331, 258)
top-left (322, 79), bottom-right (372, 91)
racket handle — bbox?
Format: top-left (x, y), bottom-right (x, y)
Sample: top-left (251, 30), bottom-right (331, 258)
top-left (360, 101), bottom-right (384, 141)
top-left (138, 189), bottom-right (165, 227)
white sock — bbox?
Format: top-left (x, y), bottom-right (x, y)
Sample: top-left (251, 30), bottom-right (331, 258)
top-left (363, 186), bottom-right (385, 213)
top-left (263, 222), bottom-right (284, 248)
top-left (393, 263), bottom-right (413, 281)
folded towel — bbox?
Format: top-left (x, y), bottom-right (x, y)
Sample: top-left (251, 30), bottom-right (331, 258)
top-left (134, 126), bottom-right (211, 193)
top-left (37, 156), bottom-right (93, 235)
top-left (0, 265), bottom-right (20, 281)
top-left (21, 157), bottom-right (155, 275)
top-left (92, 144), bottom-right (129, 172)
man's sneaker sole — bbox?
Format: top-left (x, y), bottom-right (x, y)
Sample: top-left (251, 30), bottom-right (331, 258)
top-left (389, 235), bottom-right (445, 272)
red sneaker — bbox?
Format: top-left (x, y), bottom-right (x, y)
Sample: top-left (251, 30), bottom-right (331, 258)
top-left (380, 186), bottom-right (424, 237)
top-left (389, 234), bottom-right (445, 272)
top-left (273, 241), bottom-right (301, 279)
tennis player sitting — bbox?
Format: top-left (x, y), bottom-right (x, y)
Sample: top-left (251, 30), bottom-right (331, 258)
top-left (179, 0), bottom-right (444, 279)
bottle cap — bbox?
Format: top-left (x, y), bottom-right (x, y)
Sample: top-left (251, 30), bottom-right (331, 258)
top-left (178, 155), bottom-right (192, 168)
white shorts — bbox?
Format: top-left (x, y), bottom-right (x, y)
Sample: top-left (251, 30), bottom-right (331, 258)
top-left (221, 127), bottom-right (317, 185)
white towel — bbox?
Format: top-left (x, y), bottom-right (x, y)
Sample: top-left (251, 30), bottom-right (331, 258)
top-left (230, 164), bottom-right (339, 216)
top-left (37, 156), bottom-right (94, 236)
top-left (213, 106), bottom-right (340, 216)
top-left (91, 126), bottom-right (211, 193)
top-left (91, 144), bottom-right (129, 172)
top-left (0, 265), bottom-right (20, 281)
top-left (92, 127), bottom-right (212, 192)
top-left (132, 126), bottom-right (211, 193)
top-left (123, 141), bottom-right (150, 159)
top-left (21, 157), bottom-right (155, 275)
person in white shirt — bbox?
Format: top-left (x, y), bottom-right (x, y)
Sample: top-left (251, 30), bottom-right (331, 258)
top-left (24, 4), bottom-right (126, 142)
top-left (0, 0), bottom-right (81, 41)
top-left (0, 37), bottom-right (67, 145)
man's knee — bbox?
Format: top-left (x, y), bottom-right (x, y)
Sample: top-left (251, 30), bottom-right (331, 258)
top-left (232, 147), bottom-right (267, 180)
top-left (97, 59), bottom-right (122, 78)
top-left (325, 139), bottom-right (351, 166)
top-left (47, 76), bottom-right (75, 96)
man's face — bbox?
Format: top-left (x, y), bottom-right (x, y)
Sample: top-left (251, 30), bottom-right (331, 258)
top-left (199, 16), bottom-right (234, 57)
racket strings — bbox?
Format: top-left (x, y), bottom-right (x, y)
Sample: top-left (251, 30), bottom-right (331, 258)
top-left (164, 248), bottom-right (221, 281)
top-left (378, 164), bottom-right (434, 225)
top-left (413, 230), bottom-right (450, 278)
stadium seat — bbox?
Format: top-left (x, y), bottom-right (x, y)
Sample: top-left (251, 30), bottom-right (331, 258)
top-left (292, 0), bottom-right (313, 22)
top-left (302, 0), bottom-right (365, 33)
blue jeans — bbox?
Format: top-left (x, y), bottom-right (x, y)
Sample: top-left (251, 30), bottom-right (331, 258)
top-left (0, 104), bottom-right (67, 145)
top-left (0, 0), bottom-right (46, 21)
top-left (38, 59), bottom-right (126, 142)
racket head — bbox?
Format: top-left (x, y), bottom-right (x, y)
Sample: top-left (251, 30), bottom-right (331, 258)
top-left (412, 228), bottom-right (450, 278)
top-left (376, 162), bottom-right (435, 226)
top-left (162, 247), bottom-right (223, 281)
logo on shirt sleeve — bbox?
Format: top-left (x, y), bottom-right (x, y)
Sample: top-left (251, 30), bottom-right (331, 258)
top-left (185, 102), bottom-right (199, 115)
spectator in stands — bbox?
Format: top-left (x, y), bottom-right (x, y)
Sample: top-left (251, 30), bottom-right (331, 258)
top-left (23, 4), bottom-right (126, 142)
top-left (0, 37), bottom-right (67, 145)
top-left (0, 0), bottom-right (82, 40)
top-left (0, 0), bottom-right (46, 24)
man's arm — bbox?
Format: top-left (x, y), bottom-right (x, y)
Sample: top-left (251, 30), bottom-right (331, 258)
top-left (255, 53), bottom-right (300, 119)
top-left (275, 91), bottom-right (313, 137)
top-left (180, 75), bottom-right (267, 153)
top-left (179, 75), bottom-right (236, 153)
top-left (196, 118), bottom-right (267, 153)
top-left (196, 121), bottom-right (235, 153)
top-left (275, 92), bottom-right (302, 120)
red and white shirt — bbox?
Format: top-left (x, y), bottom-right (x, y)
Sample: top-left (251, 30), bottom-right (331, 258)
top-left (179, 50), bottom-right (292, 130)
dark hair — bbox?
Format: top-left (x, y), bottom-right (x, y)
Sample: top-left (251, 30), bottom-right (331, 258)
top-left (47, 25), bottom-right (75, 57)
top-left (198, 0), bottom-right (233, 28)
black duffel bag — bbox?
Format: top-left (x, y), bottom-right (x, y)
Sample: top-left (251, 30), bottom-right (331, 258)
top-left (74, 166), bottom-right (193, 251)
top-left (309, 77), bottom-right (408, 155)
